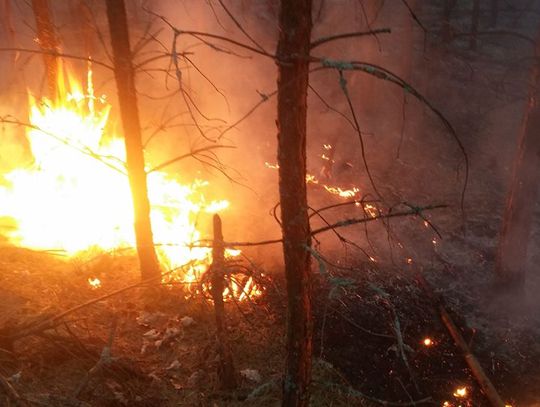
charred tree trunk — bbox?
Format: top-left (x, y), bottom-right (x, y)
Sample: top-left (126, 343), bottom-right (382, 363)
top-left (276, 1), bottom-right (313, 406)
top-left (210, 214), bottom-right (237, 390)
top-left (495, 30), bottom-right (540, 292)
top-left (105, 0), bottom-right (161, 282)
top-left (31, 0), bottom-right (59, 100)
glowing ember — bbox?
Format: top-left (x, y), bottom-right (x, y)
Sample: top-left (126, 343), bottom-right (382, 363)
top-left (453, 387), bottom-right (468, 398)
top-left (363, 203), bottom-right (378, 218)
top-left (422, 337), bottom-right (433, 347)
top-left (88, 277), bottom-right (101, 289)
top-left (0, 64), bottom-right (259, 300)
top-left (406, 258), bottom-right (413, 264)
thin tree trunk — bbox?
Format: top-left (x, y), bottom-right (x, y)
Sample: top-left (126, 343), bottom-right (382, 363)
top-left (210, 214), bottom-right (237, 390)
top-left (105, 0), bottom-right (161, 282)
top-left (31, 0), bottom-right (59, 100)
top-left (276, 1), bottom-right (313, 406)
top-left (496, 28), bottom-right (540, 291)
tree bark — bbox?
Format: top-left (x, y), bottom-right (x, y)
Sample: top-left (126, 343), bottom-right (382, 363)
top-left (495, 28), bottom-right (540, 291)
top-left (105, 0), bottom-right (161, 282)
top-left (276, 1), bottom-right (313, 406)
top-left (210, 214), bottom-right (237, 390)
top-left (31, 0), bottom-right (59, 100)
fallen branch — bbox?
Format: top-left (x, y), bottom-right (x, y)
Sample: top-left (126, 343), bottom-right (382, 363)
top-left (4, 262), bottom-right (194, 346)
top-left (415, 273), bottom-right (506, 407)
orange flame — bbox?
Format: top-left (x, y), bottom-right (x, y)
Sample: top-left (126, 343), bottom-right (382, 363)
top-left (0, 63), bottom-right (259, 300)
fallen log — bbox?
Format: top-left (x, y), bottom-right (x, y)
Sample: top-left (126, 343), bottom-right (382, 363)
top-left (415, 272), bottom-right (506, 407)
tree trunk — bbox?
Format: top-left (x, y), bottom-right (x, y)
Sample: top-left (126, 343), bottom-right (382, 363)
top-left (495, 29), bottom-right (540, 292)
top-left (276, 1), bottom-right (313, 406)
top-left (105, 0), bottom-right (161, 282)
top-left (31, 0), bottom-right (59, 100)
top-left (210, 214), bottom-right (237, 390)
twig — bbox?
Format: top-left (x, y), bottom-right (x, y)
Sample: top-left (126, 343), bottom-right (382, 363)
top-left (310, 28), bottom-right (391, 49)
top-left (7, 262), bottom-right (194, 344)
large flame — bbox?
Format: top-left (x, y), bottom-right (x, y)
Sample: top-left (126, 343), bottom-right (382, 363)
top-left (0, 64), bottom-right (259, 299)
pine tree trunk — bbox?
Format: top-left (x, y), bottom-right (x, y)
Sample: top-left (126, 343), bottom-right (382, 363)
top-left (31, 0), bottom-right (59, 100)
top-left (495, 30), bottom-right (540, 292)
top-left (276, 1), bottom-right (313, 406)
top-left (105, 0), bottom-right (161, 282)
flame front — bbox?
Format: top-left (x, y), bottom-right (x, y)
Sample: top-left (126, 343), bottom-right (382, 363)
top-left (0, 65), bottom-right (257, 299)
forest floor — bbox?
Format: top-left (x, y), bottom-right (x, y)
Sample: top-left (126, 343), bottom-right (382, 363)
top-left (2, 1), bottom-right (540, 407)
top-left (0, 240), bottom-right (538, 406)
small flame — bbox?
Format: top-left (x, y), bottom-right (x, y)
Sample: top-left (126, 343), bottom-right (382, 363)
top-left (422, 337), bottom-right (433, 347)
top-left (266, 161), bottom-right (361, 199)
top-left (363, 203), bottom-right (378, 218)
top-left (88, 277), bottom-right (101, 289)
top-left (453, 387), bottom-right (467, 398)
top-left (406, 258), bottom-right (413, 265)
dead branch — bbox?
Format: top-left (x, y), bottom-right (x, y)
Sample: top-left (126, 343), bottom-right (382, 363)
top-left (0, 47), bottom-right (113, 70)
top-left (5, 263), bottom-right (194, 346)
top-left (210, 214), bottom-right (237, 390)
top-left (192, 204), bottom-right (447, 248)
top-left (310, 28), bottom-right (391, 49)
top-left (311, 59), bottom-right (469, 213)
top-left (217, 0), bottom-right (267, 54)
top-left (147, 145), bottom-right (236, 173)
top-left (415, 274), bottom-right (506, 407)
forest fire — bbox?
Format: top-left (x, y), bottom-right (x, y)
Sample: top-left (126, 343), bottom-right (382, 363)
top-left (0, 66), bottom-right (259, 300)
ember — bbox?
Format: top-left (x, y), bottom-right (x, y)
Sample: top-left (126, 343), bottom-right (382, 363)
top-left (453, 386), bottom-right (468, 398)
top-left (422, 337), bottom-right (434, 347)
top-left (87, 277), bottom-right (101, 289)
